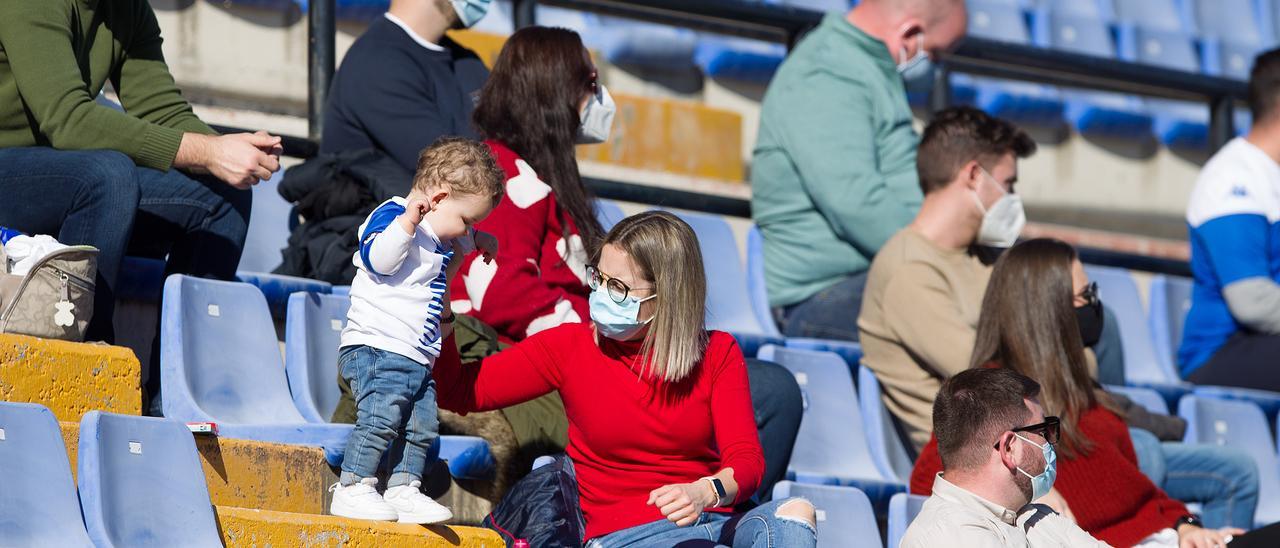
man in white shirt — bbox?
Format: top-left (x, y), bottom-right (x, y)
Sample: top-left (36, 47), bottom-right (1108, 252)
top-left (902, 368), bottom-right (1109, 547)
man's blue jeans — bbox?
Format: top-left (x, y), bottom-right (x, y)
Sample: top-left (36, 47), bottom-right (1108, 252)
top-left (776, 272), bottom-right (868, 342)
top-left (586, 498), bottom-right (817, 548)
top-left (1130, 428), bottom-right (1260, 528)
top-left (339, 345), bottom-right (440, 488)
top-left (0, 147), bottom-right (250, 403)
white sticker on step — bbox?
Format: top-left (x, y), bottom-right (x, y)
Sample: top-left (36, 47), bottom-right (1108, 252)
top-left (331, 319), bottom-right (343, 331)
top-left (1214, 420), bottom-right (1229, 435)
top-left (129, 441), bottom-right (142, 455)
top-left (0, 428), bottom-right (6, 441)
top-left (207, 304), bottom-right (220, 317)
top-left (815, 509), bottom-right (826, 522)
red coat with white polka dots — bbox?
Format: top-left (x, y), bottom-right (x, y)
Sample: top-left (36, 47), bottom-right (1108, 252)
top-left (449, 140), bottom-right (591, 343)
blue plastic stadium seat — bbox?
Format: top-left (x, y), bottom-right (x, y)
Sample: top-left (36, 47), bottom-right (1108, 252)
top-left (1204, 40), bottom-right (1263, 80)
top-left (1191, 386), bottom-right (1280, 429)
top-left (286, 292), bottom-right (352, 423)
top-left (1179, 395), bottom-right (1280, 527)
top-left (1084, 266), bottom-right (1182, 385)
top-left (282, 291), bottom-right (495, 479)
top-left (332, 285), bottom-right (351, 296)
top-left (1036, 10), bottom-right (1154, 138)
top-left (757, 345), bottom-right (906, 512)
top-left (960, 1), bottom-right (1066, 125)
top-left (887, 492), bottom-right (929, 548)
top-left (1030, 0), bottom-right (1113, 19)
top-left (745, 226), bottom-right (784, 338)
top-left (673, 211), bottom-right (783, 356)
top-left (785, 338), bottom-right (862, 371)
top-left (1191, 0), bottom-right (1269, 45)
top-left (595, 200), bottom-right (627, 232)
top-left (1104, 384), bottom-right (1170, 414)
top-left (858, 367), bottom-right (917, 484)
top-left (1147, 275), bottom-right (1193, 370)
top-left (0, 402), bottom-right (94, 547)
top-left (236, 270), bottom-right (333, 321)
top-left (238, 168), bottom-right (294, 273)
top-left (1117, 27), bottom-right (1209, 148)
top-left (161, 274), bottom-right (353, 464)
top-left (1113, 0), bottom-right (1191, 32)
top-left (771, 481), bottom-right (883, 548)
top-left (117, 256), bottom-right (167, 302)
top-left (694, 37), bottom-right (786, 84)
top-left (589, 16), bottom-right (698, 70)
top-left (78, 411), bottom-right (222, 547)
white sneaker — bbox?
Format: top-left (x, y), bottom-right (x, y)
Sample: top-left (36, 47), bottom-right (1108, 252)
top-left (329, 478), bottom-right (399, 521)
top-left (384, 480), bottom-right (454, 524)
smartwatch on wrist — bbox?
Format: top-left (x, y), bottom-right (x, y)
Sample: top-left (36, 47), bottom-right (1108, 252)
top-left (1174, 515), bottom-right (1202, 530)
top-left (701, 476), bottom-right (727, 508)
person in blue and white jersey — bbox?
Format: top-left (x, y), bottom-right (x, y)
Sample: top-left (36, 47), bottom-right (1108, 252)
top-left (329, 137), bottom-right (504, 523)
top-left (1182, 48), bottom-right (1280, 391)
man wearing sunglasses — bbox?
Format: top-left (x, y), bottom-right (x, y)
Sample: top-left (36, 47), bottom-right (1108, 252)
top-left (902, 368), bottom-right (1106, 547)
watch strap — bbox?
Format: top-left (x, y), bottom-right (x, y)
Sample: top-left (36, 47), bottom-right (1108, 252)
top-left (701, 476), bottom-right (727, 507)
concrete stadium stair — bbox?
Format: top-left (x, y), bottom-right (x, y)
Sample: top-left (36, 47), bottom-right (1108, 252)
top-left (214, 506), bottom-right (504, 547)
top-left (0, 334), bottom-right (141, 419)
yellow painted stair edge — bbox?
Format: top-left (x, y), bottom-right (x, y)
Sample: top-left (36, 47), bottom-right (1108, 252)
top-left (0, 334), bottom-right (141, 421)
top-left (215, 505), bottom-right (505, 547)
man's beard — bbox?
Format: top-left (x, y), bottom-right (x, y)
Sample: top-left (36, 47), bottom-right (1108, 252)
top-left (1013, 466), bottom-right (1035, 503)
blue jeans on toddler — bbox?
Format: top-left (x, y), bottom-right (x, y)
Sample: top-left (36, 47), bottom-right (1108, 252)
top-left (339, 345), bottom-right (440, 488)
top-left (586, 498), bottom-right (817, 548)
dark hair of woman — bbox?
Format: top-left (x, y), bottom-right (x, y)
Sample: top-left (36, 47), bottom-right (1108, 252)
top-left (969, 238), bottom-right (1124, 459)
top-left (472, 26), bottom-right (606, 251)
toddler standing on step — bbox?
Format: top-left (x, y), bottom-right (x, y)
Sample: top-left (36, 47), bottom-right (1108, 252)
top-left (329, 138), bottom-right (503, 523)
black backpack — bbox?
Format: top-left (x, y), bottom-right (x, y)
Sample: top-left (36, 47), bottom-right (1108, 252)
top-left (482, 454), bottom-right (585, 547)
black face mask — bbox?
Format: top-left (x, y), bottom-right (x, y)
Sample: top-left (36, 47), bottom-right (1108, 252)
top-left (1075, 300), bottom-right (1105, 348)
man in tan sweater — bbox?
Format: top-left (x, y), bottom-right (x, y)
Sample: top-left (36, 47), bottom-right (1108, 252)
top-left (858, 107), bottom-right (1036, 451)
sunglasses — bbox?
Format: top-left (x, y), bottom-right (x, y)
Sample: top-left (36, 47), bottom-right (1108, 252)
top-left (995, 416), bottom-right (1061, 449)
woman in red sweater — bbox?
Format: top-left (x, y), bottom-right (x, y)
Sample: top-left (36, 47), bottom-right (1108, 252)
top-left (435, 212), bottom-right (818, 546)
top-left (909, 239), bottom-right (1241, 547)
top-left (451, 27), bottom-right (607, 343)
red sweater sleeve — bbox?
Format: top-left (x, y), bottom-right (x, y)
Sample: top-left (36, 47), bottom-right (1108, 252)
top-left (910, 435), bottom-right (943, 495)
top-left (708, 335), bottom-right (765, 504)
top-left (433, 327), bottom-right (563, 414)
top-left (450, 142), bottom-right (589, 342)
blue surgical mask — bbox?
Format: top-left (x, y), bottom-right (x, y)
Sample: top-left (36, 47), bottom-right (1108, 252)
top-left (450, 0), bottom-right (491, 28)
top-left (589, 285), bottom-right (656, 340)
top-left (1015, 433), bottom-right (1057, 501)
top-left (897, 33), bottom-right (934, 82)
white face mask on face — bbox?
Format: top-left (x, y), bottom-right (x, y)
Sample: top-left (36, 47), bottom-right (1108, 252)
top-left (577, 84), bottom-right (616, 145)
top-left (973, 168), bottom-right (1026, 248)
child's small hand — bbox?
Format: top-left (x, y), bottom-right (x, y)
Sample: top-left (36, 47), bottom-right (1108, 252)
top-left (398, 197), bottom-right (430, 235)
top-left (474, 230), bottom-right (499, 264)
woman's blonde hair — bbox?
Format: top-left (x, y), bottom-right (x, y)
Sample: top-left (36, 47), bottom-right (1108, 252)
top-left (592, 211), bottom-right (708, 383)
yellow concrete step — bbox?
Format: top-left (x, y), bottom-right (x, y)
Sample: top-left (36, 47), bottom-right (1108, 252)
top-left (0, 334), bottom-right (141, 420)
top-left (60, 422), bottom-right (336, 515)
top-left (447, 30), bottom-right (745, 182)
top-left (215, 505), bottom-right (504, 547)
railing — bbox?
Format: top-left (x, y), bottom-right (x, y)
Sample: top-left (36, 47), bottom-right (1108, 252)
top-left (291, 0), bottom-right (1220, 276)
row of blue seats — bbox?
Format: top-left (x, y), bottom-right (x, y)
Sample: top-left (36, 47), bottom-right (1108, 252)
top-left (157, 274), bottom-right (496, 478)
top-left (3, 402), bottom-right (224, 547)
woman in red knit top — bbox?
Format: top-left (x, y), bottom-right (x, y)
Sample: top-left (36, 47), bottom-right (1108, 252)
top-left (450, 27), bottom-right (607, 343)
top-left (910, 239), bottom-right (1242, 547)
top-left (434, 212), bottom-right (818, 546)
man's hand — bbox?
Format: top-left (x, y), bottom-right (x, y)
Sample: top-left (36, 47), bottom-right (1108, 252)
top-left (398, 197), bottom-right (430, 235)
top-left (1038, 488), bottom-right (1076, 523)
top-left (177, 132), bottom-right (282, 189)
top-left (474, 230), bottom-right (498, 264)
top-left (647, 482), bottom-right (716, 527)
top-left (1178, 524), bottom-right (1244, 548)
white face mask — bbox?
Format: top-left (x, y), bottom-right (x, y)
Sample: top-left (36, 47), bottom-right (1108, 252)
top-left (973, 168), bottom-right (1025, 248)
top-left (897, 32), bottom-right (933, 80)
top-left (577, 84), bottom-right (616, 145)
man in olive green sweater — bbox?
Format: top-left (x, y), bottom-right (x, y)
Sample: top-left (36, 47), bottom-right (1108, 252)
top-left (0, 0), bottom-right (281, 407)
top-left (752, 0), bottom-right (966, 341)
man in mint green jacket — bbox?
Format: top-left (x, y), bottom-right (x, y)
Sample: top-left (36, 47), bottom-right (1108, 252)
top-left (752, 0), bottom-right (966, 341)
top-left (0, 0), bottom-right (283, 410)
